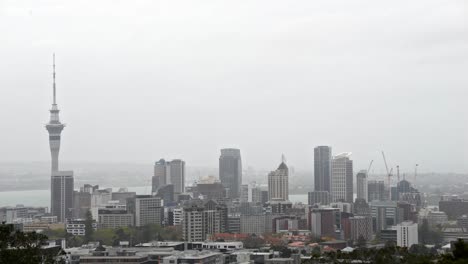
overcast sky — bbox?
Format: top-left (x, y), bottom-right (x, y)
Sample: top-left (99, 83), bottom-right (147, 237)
top-left (0, 0), bottom-right (467, 174)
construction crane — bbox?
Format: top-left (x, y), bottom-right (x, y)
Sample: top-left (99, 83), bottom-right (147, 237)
top-left (396, 165), bottom-right (400, 183)
top-left (382, 151), bottom-right (393, 200)
top-left (367, 160), bottom-right (374, 176)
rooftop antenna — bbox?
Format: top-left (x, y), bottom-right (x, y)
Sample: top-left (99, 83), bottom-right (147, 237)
top-left (53, 53), bottom-right (56, 105)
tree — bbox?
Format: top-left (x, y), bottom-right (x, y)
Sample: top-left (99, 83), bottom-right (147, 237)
top-left (0, 223), bottom-right (65, 264)
top-left (84, 210), bottom-right (94, 243)
top-left (357, 235), bottom-right (367, 248)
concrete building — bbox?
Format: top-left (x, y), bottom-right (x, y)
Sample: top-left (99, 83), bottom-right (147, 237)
top-left (127, 196), bottom-right (163, 227)
top-left (182, 202), bottom-right (222, 242)
top-left (240, 214), bottom-right (266, 235)
top-left (370, 201), bottom-right (403, 233)
top-left (227, 214), bottom-right (241, 233)
top-left (219, 148), bottom-right (242, 198)
top-left (152, 159), bottom-right (185, 195)
top-left (314, 146), bottom-right (332, 192)
top-left (309, 208), bottom-right (338, 238)
top-left (268, 159), bottom-right (289, 201)
top-left (368, 180), bottom-right (386, 202)
top-left (66, 219), bottom-right (97, 236)
top-left (308, 191), bottom-right (331, 205)
top-left (395, 221), bottom-right (418, 248)
top-left (183, 204), bottom-right (204, 242)
top-left (439, 198), bottom-right (468, 220)
top-left (98, 209), bottom-right (134, 229)
top-left (356, 170), bottom-right (368, 203)
top-left (331, 153), bottom-right (353, 203)
top-left (349, 216), bottom-right (373, 241)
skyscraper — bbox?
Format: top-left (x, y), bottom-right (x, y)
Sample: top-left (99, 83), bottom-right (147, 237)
top-left (314, 146), bottom-right (331, 192)
top-left (46, 55), bottom-right (74, 223)
top-left (331, 153), bottom-right (353, 203)
top-left (219, 148), bottom-right (242, 198)
top-left (152, 159), bottom-right (185, 194)
top-left (268, 157), bottom-right (289, 201)
top-left (356, 170), bottom-right (368, 202)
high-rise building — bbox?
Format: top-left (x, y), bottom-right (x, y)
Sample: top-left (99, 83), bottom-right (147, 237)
top-left (46, 56), bottom-right (74, 223)
top-left (219, 148), bottom-right (242, 198)
top-left (268, 158), bottom-right (289, 202)
top-left (331, 153), bottom-right (353, 203)
top-left (170, 159), bottom-right (185, 194)
top-left (127, 195), bottom-right (163, 227)
top-left (152, 159), bottom-right (185, 194)
top-left (356, 170), bottom-right (368, 203)
top-left (368, 180), bottom-right (386, 202)
top-left (314, 146), bottom-right (332, 192)
top-left (182, 202), bottom-right (222, 242)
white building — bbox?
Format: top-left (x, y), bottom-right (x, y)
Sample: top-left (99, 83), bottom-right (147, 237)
top-left (331, 153), bottom-right (353, 203)
top-left (172, 207), bottom-right (183, 226)
top-left (268, 159), bottom-right (289, 202)
top-left (395, 221), bottom-right (418, 248)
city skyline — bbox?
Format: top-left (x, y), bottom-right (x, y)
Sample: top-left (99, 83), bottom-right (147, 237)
top-left (0, 0), bottom-right (467, 173)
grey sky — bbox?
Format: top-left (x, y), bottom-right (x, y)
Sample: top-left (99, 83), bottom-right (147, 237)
top-left (0, 0), bottom-right (467, 174)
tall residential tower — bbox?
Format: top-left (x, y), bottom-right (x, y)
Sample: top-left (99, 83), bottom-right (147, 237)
top-left (45, 55), bottom-right (74, 222)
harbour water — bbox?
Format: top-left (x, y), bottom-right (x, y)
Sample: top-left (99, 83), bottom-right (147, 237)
top-left (0, 188), bottom-right (308, 207)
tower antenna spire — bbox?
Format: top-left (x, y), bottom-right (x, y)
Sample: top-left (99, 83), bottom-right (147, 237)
top-left (53, 53), bottom-right (56, 105)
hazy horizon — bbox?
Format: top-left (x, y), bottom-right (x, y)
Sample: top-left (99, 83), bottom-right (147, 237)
top-left (1, 0), bottom-right (467, 173)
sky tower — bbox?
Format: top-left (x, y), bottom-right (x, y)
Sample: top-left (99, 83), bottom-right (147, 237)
top-left (45, 55), bottom-right (74, 222)
top-left (45, 54), bottom-right (65, 172)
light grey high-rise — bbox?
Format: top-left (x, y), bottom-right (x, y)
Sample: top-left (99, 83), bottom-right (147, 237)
top-left (314, 146), bottom-right (332, 192)
top-left (331, 153), bottom-right (353, 203)
top-left (268, 157), bottom-right (289, 201)
top-left (356, 170), bottom-right (368, 202)
top-left (46, 55), bottom-right (74, 222)
top-left (219, 148), bottom-right (242, 198)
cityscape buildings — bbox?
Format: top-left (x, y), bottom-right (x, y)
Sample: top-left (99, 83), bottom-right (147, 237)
top-left (152, 159), bottom-right (185, 195)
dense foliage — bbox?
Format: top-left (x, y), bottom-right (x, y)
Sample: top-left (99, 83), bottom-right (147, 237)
top-left (0, 223), bottom-right (64, 264)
